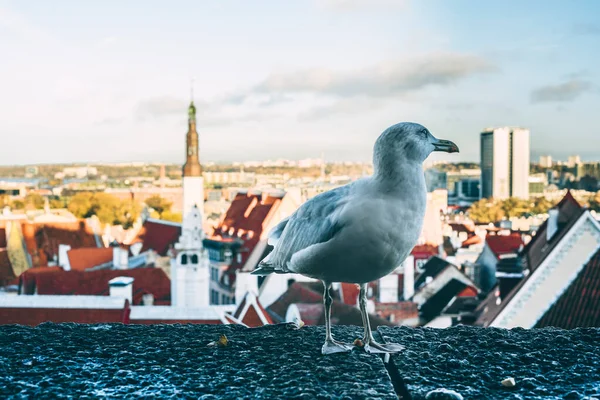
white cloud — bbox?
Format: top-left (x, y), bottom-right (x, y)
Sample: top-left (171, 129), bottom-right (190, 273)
top-left (0, 6), bottom-right (59, 45)
top-left (531, 79), bottom-right (593, 103)
top-left (253, 53), bottom-right (494, 98)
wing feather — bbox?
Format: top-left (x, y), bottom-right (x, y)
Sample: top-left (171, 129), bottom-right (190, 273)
top-left (259, 185), bottom-right (351, 272)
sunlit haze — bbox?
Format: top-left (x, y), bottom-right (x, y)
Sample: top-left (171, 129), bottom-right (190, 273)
top-left (1, 0), bottom-right (599, 165)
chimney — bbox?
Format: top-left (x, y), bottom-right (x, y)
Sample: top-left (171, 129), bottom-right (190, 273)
top-left (58, 244), bottom-right (72, 271)
top-left (113, 247), bottom-right (129, 269)
top-left (403, 256), bottom-right (415, 300)
top-left (496, 255), bottom-right (524, 299)
top-left (109, 276), bottom-right (134, 304)
top-left (547, 208), bottom-right (559, 241)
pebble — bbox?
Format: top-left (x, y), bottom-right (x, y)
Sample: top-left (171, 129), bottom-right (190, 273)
top-left (501, 377), bottom-right (516, 388)
top-left (425, 388), bottom-right (464, 400)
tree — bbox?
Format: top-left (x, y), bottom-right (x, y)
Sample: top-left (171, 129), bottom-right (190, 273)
top-left (501, 197), bottom-right (529, 219)
top-left (468, 199), bottom-right (505, 224)
top-left (588, 192), bottom-right (600, 212)
top-left (24, 193), bottom-right (45, 211)
top-left (68, 192), bottom-right (94, 218)
top-left (531, 197), bottom-right (554, 215)
top-left (10, 199), bottom-right (24, 210)
top-left (67, 191), bottom-right (141, 228)
top-left (49, 197), bottom-right (65, 209)
top-left (161, 210), bottom-right (183, 223)
top-left (145, 195), bottom-right (172, 217)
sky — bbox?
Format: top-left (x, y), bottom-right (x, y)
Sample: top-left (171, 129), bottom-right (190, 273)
top-left (1, 0), bottom-right (599, 165)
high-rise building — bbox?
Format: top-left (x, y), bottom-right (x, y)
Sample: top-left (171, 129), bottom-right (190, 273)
top-left (539, 155), bottom-right (552, 168)
top-left (567, 155), bottom-right (581, 168)
top-left (480, 127), bottom-right (530, 199)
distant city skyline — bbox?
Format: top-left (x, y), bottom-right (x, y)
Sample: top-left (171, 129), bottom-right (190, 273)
top-left (1, 0), bottom-right (599, 165)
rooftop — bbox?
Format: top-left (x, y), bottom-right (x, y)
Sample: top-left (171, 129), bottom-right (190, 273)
top-left (1, 324), bottom-right (598, 399)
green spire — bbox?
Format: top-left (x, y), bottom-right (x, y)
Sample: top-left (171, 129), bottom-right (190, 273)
top-left (188, 101), bottom-right (196, 121)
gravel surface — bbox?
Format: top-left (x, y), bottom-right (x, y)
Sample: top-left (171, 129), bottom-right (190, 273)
top-left (0, 323), bottom-right (396, 400)
top-left (2, 324), bottom-right (599, 399)
top-left (380, 325), bottom-right (600, 400)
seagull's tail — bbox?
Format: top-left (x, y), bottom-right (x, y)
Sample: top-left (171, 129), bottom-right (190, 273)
top-left (251, 265), bottom-right (277, 275)
top-left (252, 259), bottom-right (287, 276)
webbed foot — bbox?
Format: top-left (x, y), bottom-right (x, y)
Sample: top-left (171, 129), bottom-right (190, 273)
top-left (321, 339), bottom-right (354, 355)
top-left (364, 340), bottom-right (404, 354)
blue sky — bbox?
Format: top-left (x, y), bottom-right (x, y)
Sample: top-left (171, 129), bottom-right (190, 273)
top-left (0, 0), bottom-right (599, 165)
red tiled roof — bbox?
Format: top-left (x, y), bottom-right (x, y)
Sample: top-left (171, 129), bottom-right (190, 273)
top-left (293, 303), bottom-right (324, 325)
top-left (268, 282), bottom-right (394, 327)
top-left (255, 298), bottom-right (274, 325)
top-left (374, 302), bottom-right (418, 322)
top-left (268, 282), bottom-right (323, 318)
top-left (211, 192), bottom-right (282, 269)
top-left (67, 248), bottom-right (114, 271)
top-left (0, 306), bottom-right (129, 326)
top-left (535, 248), bottom-right (600, 328)
top-left (411, 244), bottom-right (440, 264)
top-left (20, 221), bottom-right (99, 267)
top-left (457, 286), bottom-right (478, 297)
top-left (19, 267), bottom-right (171, 305)
top-left (232, 292), bottom-right (273, 327)
top-left (0, 249), bottom-right (16, 286)
top-left (339, 283), bottom-right (359, 306)
top-left (449, 223), bottom-right (475, 234)
top-left (135, 219), bottom-right (181, 256)
top-left (241, 305), bottom-right (266, 327)
top-left (486, 233), bottom-right (524, 258)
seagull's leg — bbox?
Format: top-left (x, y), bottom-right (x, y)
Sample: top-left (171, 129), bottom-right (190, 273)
top-left (321, 281), bottom-right (353, 355)
top-left (359, 283), bottom-right (404, 354)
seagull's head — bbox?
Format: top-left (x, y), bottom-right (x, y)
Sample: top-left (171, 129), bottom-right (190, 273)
top-left (374, 122), bottom-right (459, 164)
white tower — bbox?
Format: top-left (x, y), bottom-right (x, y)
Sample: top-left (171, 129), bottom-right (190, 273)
top-left (170, 99), bottom-right (210, 308)
top-left (170, 205), bottom-right (210, 307)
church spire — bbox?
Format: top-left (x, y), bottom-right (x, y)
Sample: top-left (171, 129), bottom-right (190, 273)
top-left (183, 88), bottom-right (201, 177)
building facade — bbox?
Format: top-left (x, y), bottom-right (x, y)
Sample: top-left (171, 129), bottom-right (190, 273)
top-left (480, 127), bottom-right (530, 200)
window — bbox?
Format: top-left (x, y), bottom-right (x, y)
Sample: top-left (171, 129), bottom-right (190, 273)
top-left (191, 254), bottom-right (199, 264)
top-left (181, 254), bottom-right (188, 265)
top-left (210, 267), bottom-right (219, 281)
top-left (211, 290), bottom-right (219, 304)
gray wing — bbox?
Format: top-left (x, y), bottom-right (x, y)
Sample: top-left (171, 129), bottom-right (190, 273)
top-left (267, 217), bottom-right (290, 247)
top-left (259, 185), bottom-right (351, 272)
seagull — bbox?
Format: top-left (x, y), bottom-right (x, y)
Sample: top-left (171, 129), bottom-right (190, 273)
top-left (252, 122), bottom-right (459, 354)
